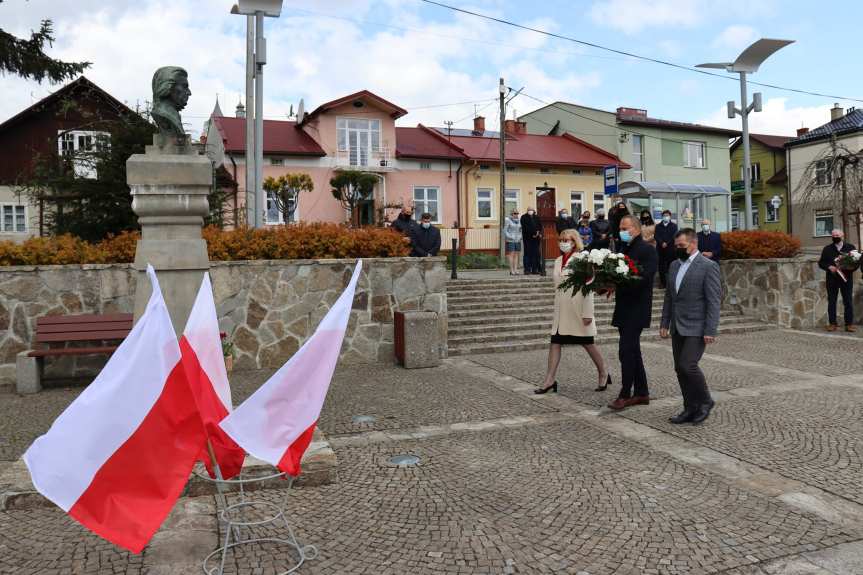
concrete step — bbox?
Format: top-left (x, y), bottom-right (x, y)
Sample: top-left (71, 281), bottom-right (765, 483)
top-left (448, 300), bottom-right (667, 314)
top-left (447, 322), bottom-right (775, 356)
top-left (448, 312), bottom-right (749, 334)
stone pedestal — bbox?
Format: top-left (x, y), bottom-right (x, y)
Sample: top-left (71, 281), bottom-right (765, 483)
top-left (127, 134), bottom-right (211, 333)
top-left (401, 311), bottom-right (441, 369)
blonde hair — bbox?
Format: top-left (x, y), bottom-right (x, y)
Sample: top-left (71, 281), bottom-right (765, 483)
top-left (558, 229), bottom-right (583, 251)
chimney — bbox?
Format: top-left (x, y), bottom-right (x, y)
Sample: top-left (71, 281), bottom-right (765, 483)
top-left (831, 103), bottom-right (844, 122)
top-left (473, 116), bottom-right (485, 134)
top-left (797, 127), bottom-right (809, 137)
top-left (235, 101), bottom-right (246, 118)
top-left (515, 120), bottom-right (528, 134)
top-left (504, 119), bottom-right (517, 133)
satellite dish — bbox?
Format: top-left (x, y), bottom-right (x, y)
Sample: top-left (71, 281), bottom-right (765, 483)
top-left (296, 98), bottom-right (305, 123)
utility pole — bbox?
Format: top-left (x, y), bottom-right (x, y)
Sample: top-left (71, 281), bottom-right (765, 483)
top-left (244, 15), bottom-right (255, 228)
top-left (498, 77), bottom-right (507, 264)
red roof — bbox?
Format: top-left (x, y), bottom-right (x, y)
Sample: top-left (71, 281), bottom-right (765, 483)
top-left (445, 131), bottom-right (629, 168)
top-left (395, 125), bottom-right (466, 160)
top-left (213, 116), bottom-right (325, 156)
top-left (300, 90), bottom-right (408, 125)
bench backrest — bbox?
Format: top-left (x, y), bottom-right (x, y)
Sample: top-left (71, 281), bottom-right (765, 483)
top-left (35, 313), bottom-right (134, 344)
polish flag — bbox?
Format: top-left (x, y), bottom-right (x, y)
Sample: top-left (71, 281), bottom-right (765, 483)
top-left (23, 266), bottom-right (207, 554)
top-left (180, 272), bottom-right (245, 480)
top-left (220, 260), bottom-right (362, 476)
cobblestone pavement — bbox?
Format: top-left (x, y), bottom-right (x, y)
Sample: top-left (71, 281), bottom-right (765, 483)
top-left (2, 329), bottom-right (863, 574)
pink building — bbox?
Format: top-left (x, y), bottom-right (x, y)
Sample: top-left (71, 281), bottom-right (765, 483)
top-left (205, 90), bottom-right (466, 227)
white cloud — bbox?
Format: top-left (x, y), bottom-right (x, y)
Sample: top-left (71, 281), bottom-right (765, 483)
top-left (698, 97), bottom-right (833, 136)
top-left (712, 25), bottom-right (759, 53)
top-left (588, 0), bottom-right (779, 34)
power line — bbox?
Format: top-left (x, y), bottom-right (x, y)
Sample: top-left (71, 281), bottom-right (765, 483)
top-left (419, 0), bottom-right (863, 104)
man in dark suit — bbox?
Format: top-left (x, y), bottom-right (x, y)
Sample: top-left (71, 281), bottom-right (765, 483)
top-left (555, 209), bottom-right (577, 234)
top-left (409, 213), bottom-right (441, 257)
top-left (608, 215), bottom-right (658, 411)
top-left (818, 229), bottom-right (857, 332)
top-left (697, 219), bottom-right (722, 262)
top-left (590, 209), bottom-right (611, 250)
top-left (392, 206), bottom-right (416, 236)
top-left (654, 209), bottom-right (678, 288)
top-left (661, 228), bottom-right (722, 424)
top-left (520, 207), bottom-right (543, 275)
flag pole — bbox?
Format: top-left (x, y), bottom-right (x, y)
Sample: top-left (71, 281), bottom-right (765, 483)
top-left (205, 438), bottom-right (243, 543)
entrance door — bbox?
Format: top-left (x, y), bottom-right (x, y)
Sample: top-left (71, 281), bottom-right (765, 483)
top-left (536, 187), bottom-right (558, 260)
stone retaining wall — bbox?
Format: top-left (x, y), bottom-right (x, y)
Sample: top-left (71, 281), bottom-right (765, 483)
top-left (722, 258), bottom-right (863, 329)
top-left (0, 257), bottom-right (447, 386)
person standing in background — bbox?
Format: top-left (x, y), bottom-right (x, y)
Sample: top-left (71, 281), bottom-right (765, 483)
top-left (640, 210), bottom-right (656, 247)
top-left (392, 205), bottom-right (416, 236)
top-left (577, 212), bottom-right (593, 249)
top-left (654, 209), bottom-right (678, 289)
top-left (697, 219), bottom-right (722, 262)
top-left (609, 200), bottom-right (629, 241)
top-left (555, 209), bottom-right (577, 234)
top-left (504, 209), bottom-right (523, 275)
top-left (590, 209), bottom-right (611, 250)
top-left (409, 213), bottom-right (441, 257)
top-left (818, 229), bottom-right (857, 332)
top-left (520, 207), bottom-right (543, 275)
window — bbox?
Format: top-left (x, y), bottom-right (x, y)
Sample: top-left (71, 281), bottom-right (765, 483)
top-left (815, 160), bottom-right (833, 186)
top-left (419, 162), bottom-right (431, 170)
top-left (1, 204), bottom-right (26, 233)
top-left (731, 210), bottom-right (740, 230)
top-left (476, 188), bottom-right (493, 219)
top-left (765, 200), bottom-right (779, 223)
top-left (814, 210), bottom-right (834, 237)
top-left (504, 189), bottom-right (519, 215)
top-left (57, 130), bottom-right (110, 179)
top-left (683, 141), bottom-right (706, 168)
top-left (593, 193), bottom-right (605, 214)
top-left (539, 168), bottom-right (551, 174)
top-left (270, 157), bottom-right (284, 166)
top-left (265, 191), bottom-right (297, 225)
top-left (479, 164), bottom-right (491, 170)
top-left (571, 169), bottom-right (582, 175)
top-left (413, 186), bottom-right (440, 223)
top-left (506, 166), bottom-right (516, 172)
top-left (570, 192), bottom-right (583, 216)
top-left (740, 162), bottom-right (761, 183)
top-left (336, 117), bottom-right (381, 166)
top-left (631, 134), bottom-right (644, 180)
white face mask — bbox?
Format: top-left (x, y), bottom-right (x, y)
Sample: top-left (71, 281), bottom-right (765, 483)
top-left (559, 241), bottom-right (573, 253)
top-left (560, 212), bottom-right (568, 218)
top-left (662, 216), bottom-right (671, 223)
top-left (527, 210), bottom-right (535, 215)
top-left (702, 225), bottom-right (710, 233)
top-left (422, 222), bottom-right (431, 229)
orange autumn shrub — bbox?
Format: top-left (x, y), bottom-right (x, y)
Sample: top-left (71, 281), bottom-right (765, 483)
top-left (0, 224), bottom-right (409, 266)
top-left (720, 230), bottom-right (801, 260)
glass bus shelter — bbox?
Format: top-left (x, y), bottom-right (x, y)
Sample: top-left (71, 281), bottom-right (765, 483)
top-left (618, 181), bottom-right (732, 232)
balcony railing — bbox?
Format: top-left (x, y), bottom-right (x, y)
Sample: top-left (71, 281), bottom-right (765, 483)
top-left (334, 146), bottom-right (392, 170)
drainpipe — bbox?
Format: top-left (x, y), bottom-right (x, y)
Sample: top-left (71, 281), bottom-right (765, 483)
top-left (455, 161), bottom-right (463, 228)
top-left (785, 146), bottom-right (792, 235)
top-left (462, 160), bottom-right (479, 226)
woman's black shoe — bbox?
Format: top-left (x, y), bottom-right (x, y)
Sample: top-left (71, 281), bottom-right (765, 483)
top-left (594, 374), bottom-right (611, 392)
top-left (535, 381), bottom-right (558, 394)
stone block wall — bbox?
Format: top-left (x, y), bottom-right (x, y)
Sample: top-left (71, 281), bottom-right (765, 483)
top-left (0, 257), bottom-right (447, 386)
top-left (722, 258), bottom-right (863, 329)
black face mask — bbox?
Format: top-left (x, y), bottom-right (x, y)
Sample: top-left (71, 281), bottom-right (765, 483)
top-left (675, 247), bottom-right (690, 261)
top-left (832, 237), bottom-right (842, 244)
top-left (596, 215), bottom-right (605, 220)
top-left (641, 218), bottom-right (650, 224)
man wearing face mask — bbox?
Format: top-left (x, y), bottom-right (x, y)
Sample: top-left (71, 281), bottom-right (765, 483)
top-left (697, 219), bottom-right (722, 262)
top-left (655, 210), bottom-right (678, 289)
top-left (818, 229), bottom-right (857, 332)
top-left (577, 212), bottom-right (593, 248)
top-left (589, 209), bottom-right (611, 250)
top-left (660, 228), bottom-right (721, 425)
top-left (520, 207), bottom-right (543, 275)
top-left (392, 206), bottom-right (416, 236)
top-left (409, 213), bottom-right (441, 257)
top-left (555, 209), bottom-right (577, 234)
top-left (608, 215), bottom-right (658, 412)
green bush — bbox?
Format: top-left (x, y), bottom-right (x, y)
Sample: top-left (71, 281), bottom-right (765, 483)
top-left (447, 252), bottom-right (507, 270)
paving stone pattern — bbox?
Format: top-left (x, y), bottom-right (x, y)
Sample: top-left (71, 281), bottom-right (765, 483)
top-left (622, 386), bottom-right (863, 507)
top-left (217, 420), bottom-right (857, 575)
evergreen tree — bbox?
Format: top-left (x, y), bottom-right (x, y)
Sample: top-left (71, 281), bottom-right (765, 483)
top-left (0, 9), bottom-right (90, 83)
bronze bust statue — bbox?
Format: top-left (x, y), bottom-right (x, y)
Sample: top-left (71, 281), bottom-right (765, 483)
top-left (151, 66), bottom-right (191, 137)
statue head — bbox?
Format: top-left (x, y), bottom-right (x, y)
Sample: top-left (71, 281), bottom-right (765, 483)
top-left (151, 66), bottom-right (191, 137)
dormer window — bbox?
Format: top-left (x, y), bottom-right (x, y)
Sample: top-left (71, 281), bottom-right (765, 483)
top-left (336, 118), bottom-right (381, 153)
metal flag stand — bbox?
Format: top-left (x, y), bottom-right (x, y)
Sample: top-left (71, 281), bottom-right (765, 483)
top-left (195, 461), bottom-right (318, 575)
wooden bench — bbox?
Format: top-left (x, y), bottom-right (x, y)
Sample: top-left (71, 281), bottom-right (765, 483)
top-left (16, 313), bottom-right (133, 394)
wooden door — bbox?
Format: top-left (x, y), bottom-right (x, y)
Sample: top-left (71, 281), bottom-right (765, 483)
top-left (536, 187), bottom-right (558, 259)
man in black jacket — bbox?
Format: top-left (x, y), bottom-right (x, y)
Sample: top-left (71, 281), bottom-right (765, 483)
top-left (409, 213), bottom-right (441, 257)
top-left (818, 229), bottom-right (857, 332)
top-left (392, 206), bottom-right (416, 236)
top-left (520, 207), bottom-right (543, 274)
top-left (589, 209), bottom-right (611, 250)
top-left (608, 215), bottom-right (658, 411)
top-left (654, 209), bottom-right (678, 288)
top-left (555, 209), bottom-right (577, 234)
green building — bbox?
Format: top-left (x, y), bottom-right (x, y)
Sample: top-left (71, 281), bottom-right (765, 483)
top-left (729, 134), bottom-right (792, 232)
top-left (520, 103), bottom-right (738, 230)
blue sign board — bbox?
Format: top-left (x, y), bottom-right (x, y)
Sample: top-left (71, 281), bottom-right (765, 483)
top-left (603, 165), bottom-right (618, 196)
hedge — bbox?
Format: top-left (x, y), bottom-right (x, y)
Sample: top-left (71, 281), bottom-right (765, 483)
top-left (719, 230), bottom-right (801, 260)
top-left (0, 224), bottom-right (410, 266)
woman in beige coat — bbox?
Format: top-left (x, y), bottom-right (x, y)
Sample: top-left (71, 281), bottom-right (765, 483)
top-left (535, 229), bottom-right (612, 394)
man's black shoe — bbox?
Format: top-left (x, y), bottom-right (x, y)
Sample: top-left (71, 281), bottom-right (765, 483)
top-left (691, 401), bottom-right (715, 425)
top-left (669, 410), bottom-right (696, 424)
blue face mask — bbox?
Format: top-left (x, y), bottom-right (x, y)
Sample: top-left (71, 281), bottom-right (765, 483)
top-left (619, 230), bottom-right (632, 243)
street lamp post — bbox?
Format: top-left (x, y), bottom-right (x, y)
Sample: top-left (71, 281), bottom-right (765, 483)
top-left (231, 1), bottom-right (283, 229)
top-left (697, 38), bottom-right (794, 231)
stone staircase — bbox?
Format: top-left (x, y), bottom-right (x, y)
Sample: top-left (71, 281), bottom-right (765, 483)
top-left (446, 276), bottom-right (773, 356)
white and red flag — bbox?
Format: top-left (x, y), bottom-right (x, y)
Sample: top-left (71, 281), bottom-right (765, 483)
top-left (180, 272), bottom-right (245, 480)
top-left (23, 265), bottom-right (207, 554)
top-left (220, 260), bottom-right (362, 476)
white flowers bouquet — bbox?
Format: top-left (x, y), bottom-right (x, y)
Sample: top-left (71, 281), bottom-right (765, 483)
top-left (559, 249), bottom-right (643, 296)
top-left (835, 250), bottom-right (861, 282)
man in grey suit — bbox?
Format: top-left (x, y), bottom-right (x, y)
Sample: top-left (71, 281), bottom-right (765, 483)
top-left (660, 228), bottom-right (721, 425)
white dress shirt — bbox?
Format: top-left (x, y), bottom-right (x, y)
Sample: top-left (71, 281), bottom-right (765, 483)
top-left (675, 250), bottom-right (700, 293)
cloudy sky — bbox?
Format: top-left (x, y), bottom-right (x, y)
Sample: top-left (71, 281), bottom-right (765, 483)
top-left (2, 0), bottom-right (862, 139)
